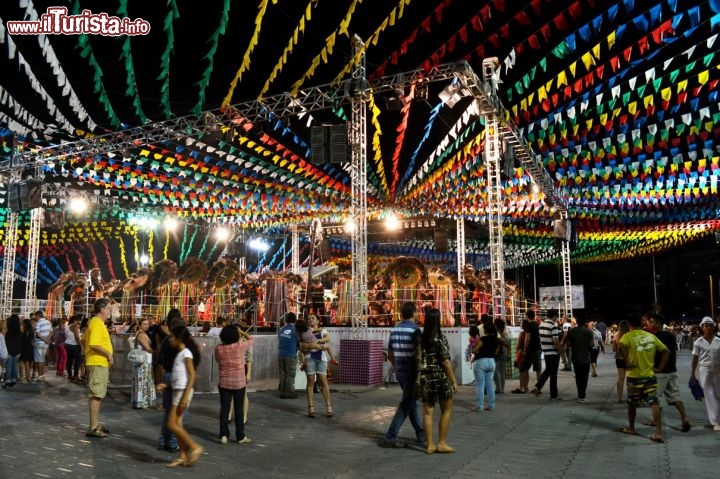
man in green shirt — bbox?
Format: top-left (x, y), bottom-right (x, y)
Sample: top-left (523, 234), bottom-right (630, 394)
top-left (617, 314), bottom-right (669, 443)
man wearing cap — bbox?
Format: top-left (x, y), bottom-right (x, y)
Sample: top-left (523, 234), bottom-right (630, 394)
top-left (690, 316), bottom-right (720, 432)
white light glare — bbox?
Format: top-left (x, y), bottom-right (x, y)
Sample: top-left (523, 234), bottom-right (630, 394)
top-left (385, 213), bottom-right (400, 231)
top-left (139, 254), bottom-right (150, 266)
top-left (215, 227), bottom-right (232, 242)
top-left (248, 238), bottom-right (270, 252)
top-left (343, 219), bottom-right (356, 233)
top-left (69, 197), bottom-right (88, 214)
top-left (164, 217), bottom-right (179, 231)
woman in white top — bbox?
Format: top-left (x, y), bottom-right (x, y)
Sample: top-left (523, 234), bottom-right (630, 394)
top-left (690, 317), bottom-right (720, 431)
top-left (158, 325), bottom-right (203, 468)
top-left (64, 315), bottom-right (83, 381)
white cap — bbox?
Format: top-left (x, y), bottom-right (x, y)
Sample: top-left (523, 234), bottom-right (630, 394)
top-left (700, 316), bottom-right (715, 326)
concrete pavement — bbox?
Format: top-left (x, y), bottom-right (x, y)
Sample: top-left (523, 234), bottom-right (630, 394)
top-left (0, 351), bottom-right (716, 478)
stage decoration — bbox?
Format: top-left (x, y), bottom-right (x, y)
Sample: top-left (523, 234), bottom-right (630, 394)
top-left (70, 0), bottom-right (120, 127)
top-left (389, 83), bottom-right (415, 199)
top-left (45, 272), bottom-right (76, 319)
top-left (384, 256), bottom-right (427, 323)
top-left (119, 237), bottom-right (130, 278)
top-left (207, 257), bottom-right (239, 320)
top-left (427, 267), bottom-right (456, 326)
top-left (0, 13), bottom-right (74, 132)
top-left (89, 268), bottom-right (122, 299)
top-left (258, 0), bottom-right (318, 98)
top-left (222, 0), bottom-right (274, 107)
top-left (147, 259), bottom-right (179, 322)
top-left (264, 276), bottom-right (288, 328)
top-left (19, 0), bottom-right (98, 130)
top-left (115, 0), bottom-right (148, 123)
top-left (330, 0), bottom-right (420, 87)
top-left (120, 267), bottom-right (151, 319)
top-left (192, 0), bottom-right (232, 114)
top-left (157, 0), bottom-right (179, 118)
top-left (177, 256), bottom-right (208, 319)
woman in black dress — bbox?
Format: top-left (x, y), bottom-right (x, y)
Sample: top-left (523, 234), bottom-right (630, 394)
top-left (20, 318), bottom-right (35, 382)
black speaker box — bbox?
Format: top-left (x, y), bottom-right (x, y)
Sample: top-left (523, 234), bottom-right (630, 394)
top-left (8, 181), bottom-right (42, 212)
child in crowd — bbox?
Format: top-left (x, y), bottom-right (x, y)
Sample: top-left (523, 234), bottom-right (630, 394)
top-left (295, 318), bottom-right (340, 366)
top-left (466, 325), bottom-right (480, 364)
top-left (157, 325), bottom-right (203, 468)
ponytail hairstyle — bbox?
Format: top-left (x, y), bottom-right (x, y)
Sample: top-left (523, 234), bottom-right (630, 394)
top-left (171, 325), bottom-right (201, 367)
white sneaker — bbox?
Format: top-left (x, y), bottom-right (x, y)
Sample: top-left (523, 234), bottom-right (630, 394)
top-left (237, 436), bottom-right (252, 444)
top-left (220, 436), bottom-right (228, 444)
top-left (713, 425), bottom-right (720, 432)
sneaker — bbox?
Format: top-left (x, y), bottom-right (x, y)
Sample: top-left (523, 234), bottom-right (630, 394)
top-left (237, 436), bottom-right (252, 444)
top-left (550, 396), bottom-right (562, 401)
top-left (220, 436), bottom-right (228, 444)
top-left (85, 427), bottom-right (108, 438)
top-left (713, 425), bottom-right (720, 432)
top-left (577, 398), bottom-right (587, 403)
top-left (531, 388), bottom-right (541, 397)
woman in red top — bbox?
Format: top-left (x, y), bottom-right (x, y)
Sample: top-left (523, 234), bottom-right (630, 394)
top-left (214, 324), bottom-right (254, 444)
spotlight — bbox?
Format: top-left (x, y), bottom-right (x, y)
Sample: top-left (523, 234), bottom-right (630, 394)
top-left (438, 82), bottom-right (472, 108)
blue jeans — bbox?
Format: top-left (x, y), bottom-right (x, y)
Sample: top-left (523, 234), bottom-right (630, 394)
top-left (473, 358), bottom-right (496, 409)
top-left (4, 354), bottom-right (19, 384)
top-left (219, 386), bottom-right (246, 440)
top-left (158, 372), bottom-right (179, 449)
top-left (384, 369), bottom-right (424, 443)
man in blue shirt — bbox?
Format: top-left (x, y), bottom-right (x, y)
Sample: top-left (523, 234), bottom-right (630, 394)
top-left (278, 312), bottom-right (299, 399)
top-left (381, 302), bottom-right (425, 448)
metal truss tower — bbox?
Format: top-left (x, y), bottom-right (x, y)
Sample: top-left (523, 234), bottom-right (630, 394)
top-left (24, 207), bottom-right (42, 311)
top-left (456, 218), bottom-right (466, 283)
top-left (291, 225), bottom-right (300, 274)
top-left (482, 59), bottom-right (506, 319)
top-left (0, 211), bottom-right (19, 317)
top-left (349, 35), bottom-right (369, 337)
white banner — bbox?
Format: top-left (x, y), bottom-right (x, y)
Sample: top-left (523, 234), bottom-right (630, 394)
top-left (539, 285), bottom-right (585, 310)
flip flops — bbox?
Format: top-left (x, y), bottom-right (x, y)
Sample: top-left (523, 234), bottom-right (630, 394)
top-left (649, 435), bottom-right (665, 443)
top-left (616, 427), bottom-right (638, 436)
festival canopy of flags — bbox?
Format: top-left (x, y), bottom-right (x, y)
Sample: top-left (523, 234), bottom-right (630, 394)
top-left (1, 0), bottom-right (720, 290)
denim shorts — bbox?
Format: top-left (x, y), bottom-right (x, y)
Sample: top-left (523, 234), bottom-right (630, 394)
top-left (305, 357), bottom-right (327, 376)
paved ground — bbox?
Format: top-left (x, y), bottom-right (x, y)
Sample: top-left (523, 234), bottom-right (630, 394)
top-left (0, 351), bottom-right (717, 479)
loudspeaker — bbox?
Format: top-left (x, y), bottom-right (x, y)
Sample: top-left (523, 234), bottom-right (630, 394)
top-left (434, 229), bottom-right (448, 253)
top-left (329, 125), bottom-right (348, 164)
top-left (310, 125), bottom-right (349, 165)
top-left (8, 181), bottom-right (42, 212)
top-left (225, 241), bottom-right (246, 260)
top-left (310, 126), bottom-right (329, 165)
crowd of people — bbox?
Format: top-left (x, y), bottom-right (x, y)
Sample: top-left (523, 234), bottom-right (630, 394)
top-left (2, 298), bottom-right (719, 465)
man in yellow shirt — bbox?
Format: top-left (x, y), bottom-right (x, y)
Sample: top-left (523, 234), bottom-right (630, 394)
top-left (617, 314), bottom-right (669, 443)
top-left (83, 298), bottom-right (114, 438)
